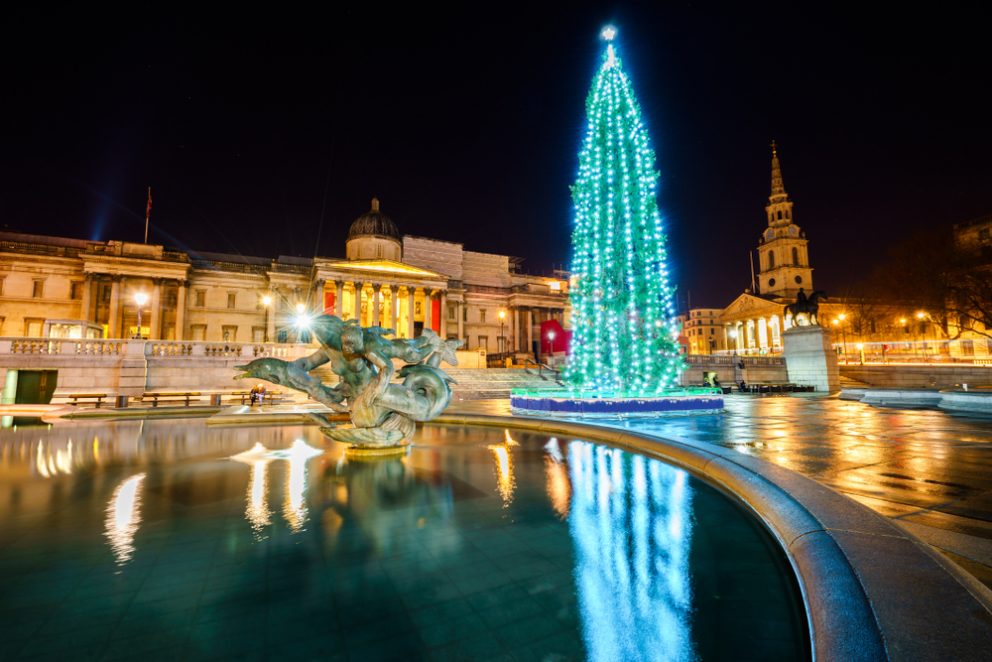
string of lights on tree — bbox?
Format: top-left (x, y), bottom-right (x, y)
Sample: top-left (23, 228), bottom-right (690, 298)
top-left (564, 27), bottom-right (684, 394)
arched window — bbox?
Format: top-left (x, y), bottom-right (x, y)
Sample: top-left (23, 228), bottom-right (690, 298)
top-left (777, 210), bottom-right (783, 220)
top-left (768, 251), bottom-right (775, 269)
top-left (791, 247), bottom-right (799, 264)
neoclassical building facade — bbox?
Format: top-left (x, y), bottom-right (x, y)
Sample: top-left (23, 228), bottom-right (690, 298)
top-left (0, 198), bottom-right (569, 355)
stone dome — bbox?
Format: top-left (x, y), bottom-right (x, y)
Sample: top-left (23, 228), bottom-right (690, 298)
top-left (347, 197), bottom-right (400, 241)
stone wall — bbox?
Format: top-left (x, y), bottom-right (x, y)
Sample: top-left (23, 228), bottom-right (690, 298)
top-left (680, 355), bottom-right (788, 386)
top-left (840, 364), bottom-right (992, 388)
top-left (0, 338), bottom-right (487, 401)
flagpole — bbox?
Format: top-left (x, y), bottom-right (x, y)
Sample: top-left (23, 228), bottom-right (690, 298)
top-left (144, 186), bottom-right (152, 244)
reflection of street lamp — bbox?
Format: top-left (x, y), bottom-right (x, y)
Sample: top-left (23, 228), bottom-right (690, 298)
top-left (856, 342), bottom-right (865, 365)
top-left (262, 294), bottom-right (273, 342)
top-left (498, 309), bottom-right (506, 354)
top-left (133, 292), bottom-right (148, 339)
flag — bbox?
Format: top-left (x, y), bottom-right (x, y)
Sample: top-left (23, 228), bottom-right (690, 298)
top-left (146, 187), bottom-right (152, 218)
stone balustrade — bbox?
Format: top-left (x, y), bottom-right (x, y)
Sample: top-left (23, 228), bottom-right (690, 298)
top-left (685, 354), bottom-right (785, 367)
top-left (0, 338), bottom-right (126, 356)
top-left (0, 337), bottom-right (311, 360)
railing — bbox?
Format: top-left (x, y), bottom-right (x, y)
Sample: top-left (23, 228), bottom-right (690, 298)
top-left (146, 341), bottom-right (194, 357)
top-left (0, 337), bottom-right (313, 360)
top-left (686, 354), bottom-right (785, 367)
top-left (523, 357), bottom-right (563, 383)
top-left (1, 338), bottom-right (126, 356)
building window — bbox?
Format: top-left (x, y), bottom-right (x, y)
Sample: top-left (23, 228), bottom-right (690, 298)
top-left (32, 279), bottom-right (45, 298)
top-left (195, 290), bottom-right (206, 307)
top-left (768, 251), bottom-right (775, 269)
top-left (478, 335), bottom-right (488, 351)
top-left (447, 304), bottom-right (457, 320)
top-left (190, 324), bottom-right (206, 341)
top-left (227, 292), bottom-right (237, 309)
top-left (69, 282), bottom-right (83, 300)
top-left (165, 289), bottom-right (177, 307)
top-left (768, 278), bottom-right (776, 288)
top-left (463, 306), bottom-right (468, 321)
top-left (25, 318), bottom-right (45, 337)
top-left (791, 247), bottom-right (799, 265)
top-left (252, 327), bottom-right (265, 342)
top-left (222, 325), bottom-right (237, 341)
top-left (794, 275), bottom-right (803, 284)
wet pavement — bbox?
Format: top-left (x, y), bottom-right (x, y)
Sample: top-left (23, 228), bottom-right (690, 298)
top-left (452, 394), bottom-right (992, 588)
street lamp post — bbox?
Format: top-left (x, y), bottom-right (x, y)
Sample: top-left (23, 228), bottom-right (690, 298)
top-left (915, 310), bottom-right (927, 359)
top-left (838, 313), bottom-right (848, 363)
top-left (546, 330), bottom-right (556, 363)
top-left (133, 292), bottom-right (148, 339)
top-left (728, 328), bottom-right (742, 388)
top-left (856, 342), bottom-right (865, 365)
top-left (262, 294), bottom-right (273, 342)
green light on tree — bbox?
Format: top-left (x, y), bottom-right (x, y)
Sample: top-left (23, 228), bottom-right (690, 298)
top-left (564, 27), bottom-right (684, 394)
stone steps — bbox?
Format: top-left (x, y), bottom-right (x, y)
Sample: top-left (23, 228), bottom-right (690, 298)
top-left (445, 368), bottom-right (561, 400)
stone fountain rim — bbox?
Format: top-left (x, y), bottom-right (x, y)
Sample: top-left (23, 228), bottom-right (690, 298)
top-left (431, 413), bottom-right (992, 662)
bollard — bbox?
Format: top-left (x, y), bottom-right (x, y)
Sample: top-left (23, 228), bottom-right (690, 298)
top-left (210, 394), bottom-right (222, 406)
top-left (115, 394), bottom-right (129, 408)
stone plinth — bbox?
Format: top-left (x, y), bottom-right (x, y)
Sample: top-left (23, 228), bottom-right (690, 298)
top-left (783, 326), bottom-right (839, 392)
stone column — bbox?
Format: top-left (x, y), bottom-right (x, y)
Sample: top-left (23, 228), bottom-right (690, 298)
top-left (353, 282), bottom-right (363, 323)
top-left (511, 308), bottom-right (518, 351)
top-left (372, 284), bottom-right (381, 327)
top-left (334, 281), bottom-right (344, 317)
top-left (79, 274), bottom-right (93, 323)
top-left (108, 276), bottom-right (122, 338)
top-left (457, 301), bottom-right (464, 344)
top-left (149, 279), bottom-right (163, 340)
top-left (439, 291), bottom-right (447, 338)
top-left (176, 281), bottom-right (187, 340)
top-left (526, 307), bottom-right (534, 355)
top-left (313, 279), bottom-right (326, 313)
top-left (407, 287), bottom-right (416, 338)
top-left (424, 289), bottom-right (433, 332)
top-left (389, 285), bottom-right (399, 333)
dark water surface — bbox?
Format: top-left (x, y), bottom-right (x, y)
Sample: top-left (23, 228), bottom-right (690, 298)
top-left (0, 420), bottom-right (808, 661)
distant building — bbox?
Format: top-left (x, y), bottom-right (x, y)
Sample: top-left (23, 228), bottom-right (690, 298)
top-left (676, 308), bottom-right (726, 355)
top-left (0, 198), bottom-right (569, 355)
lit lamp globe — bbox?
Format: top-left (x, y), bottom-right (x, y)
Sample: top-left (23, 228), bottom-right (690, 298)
top-left (133, 292), bottom-right (149, 340)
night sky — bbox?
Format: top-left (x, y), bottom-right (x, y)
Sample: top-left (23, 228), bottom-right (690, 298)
top-left (2, 5), bottom-right (989, 307)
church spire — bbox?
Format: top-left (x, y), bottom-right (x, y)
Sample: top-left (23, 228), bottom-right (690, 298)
top-left (770, 140), bottom-right (787, 201)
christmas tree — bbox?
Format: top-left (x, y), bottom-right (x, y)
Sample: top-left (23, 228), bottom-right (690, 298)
top-left (564, 27), bottom-right (684, 394)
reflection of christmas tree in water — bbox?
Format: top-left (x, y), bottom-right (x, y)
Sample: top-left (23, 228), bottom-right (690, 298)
top-left (565, 27), bottom-right (683, 394)
top-left (566, 441), bottom-right (695, 661)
